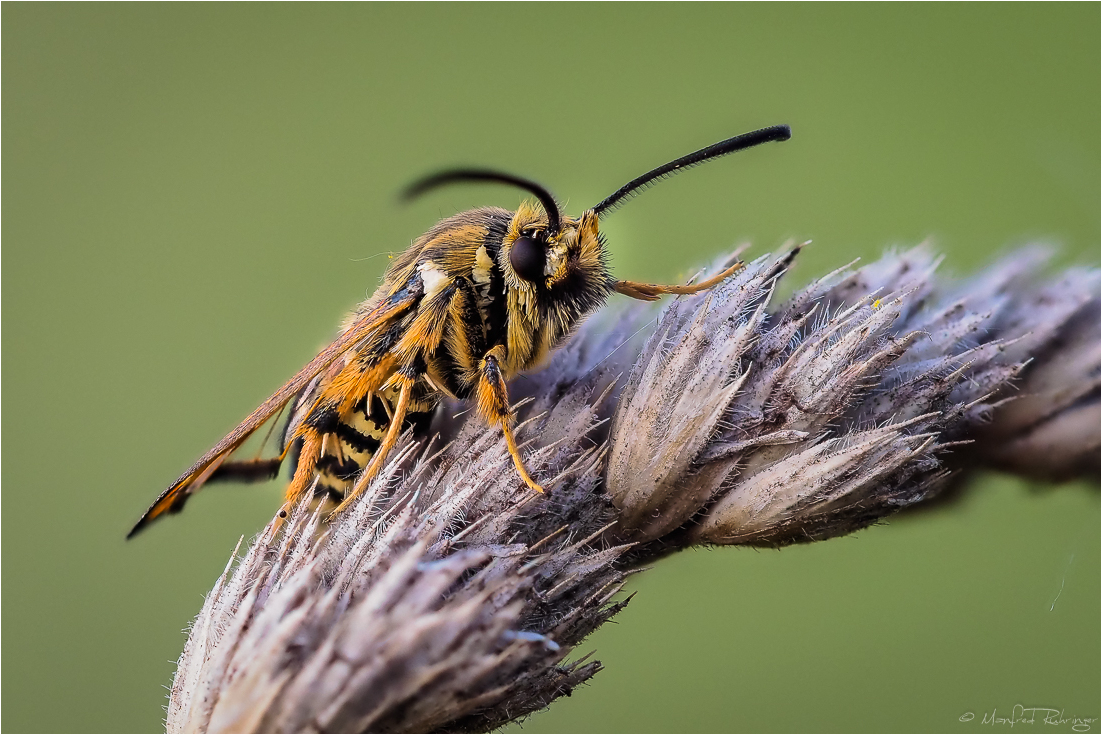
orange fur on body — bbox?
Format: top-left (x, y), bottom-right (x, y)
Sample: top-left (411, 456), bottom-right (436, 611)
top-left (131, 124), bottom-right (791, 536)
top-left (130, 202), bottom-right (737, 534)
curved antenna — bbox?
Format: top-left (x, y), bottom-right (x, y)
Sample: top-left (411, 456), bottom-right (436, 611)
top-left (592, 124), bottom-right (791, 216)
top-left (402, 168), bottom-right (562, 236)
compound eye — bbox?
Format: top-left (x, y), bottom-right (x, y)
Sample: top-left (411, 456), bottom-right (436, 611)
top-left (509, 235), bottom-right (546, 283)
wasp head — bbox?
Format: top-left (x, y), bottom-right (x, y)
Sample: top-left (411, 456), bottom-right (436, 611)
top-left (401, 124), bottom-right (790, 368)
top-left (500, 201), bottom-right (611, 303)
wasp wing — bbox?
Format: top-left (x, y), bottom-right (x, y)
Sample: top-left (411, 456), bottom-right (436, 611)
top-left (127, 279), bottom-right (423, 538)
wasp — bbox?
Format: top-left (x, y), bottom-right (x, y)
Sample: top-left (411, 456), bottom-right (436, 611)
top-left (128, 125), bottom-right (791, 538)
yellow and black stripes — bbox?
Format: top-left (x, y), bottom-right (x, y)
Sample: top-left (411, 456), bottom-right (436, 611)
top-left (311, 389), bottom-right (436, 503)
top-left (131, 129), bottom-right (772, 536)
top-left (312, 393), bottom-right (386, 502)
top-left (128, 274), bottom-right (425, 538)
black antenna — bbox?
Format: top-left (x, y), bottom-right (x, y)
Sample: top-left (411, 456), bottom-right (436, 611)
top-left (592, 124), bottom-right (791, 216)
top-left (402, 168), bottom-right (562, 236)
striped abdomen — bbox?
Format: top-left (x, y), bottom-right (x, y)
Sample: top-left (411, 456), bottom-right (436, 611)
top-left (312, 390), bottom-right (434, 503)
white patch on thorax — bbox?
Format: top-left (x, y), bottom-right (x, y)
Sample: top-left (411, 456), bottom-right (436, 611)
top-left (473, 245), bottom-right (494, 286)
top-left (418, 261), bottom-right (449, 298)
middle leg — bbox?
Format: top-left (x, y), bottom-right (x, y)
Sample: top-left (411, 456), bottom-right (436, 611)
top-left (476, 345), bottom-right (544, 494)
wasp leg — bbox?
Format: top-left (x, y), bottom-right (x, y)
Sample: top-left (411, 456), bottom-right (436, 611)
top-left (207, 457), bottom-right (283, 484)
top-left (332, 369), bottom-right (416, 515)
top-left (282, 430), bottom-right (323, 511)
top-left (476, 346), bottom-right (544, 494)
top-left (613, 260), bottom-right (745, 302)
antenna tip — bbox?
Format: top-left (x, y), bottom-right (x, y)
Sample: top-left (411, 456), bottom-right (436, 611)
top-left (762, 124), bottom-right (791, 143)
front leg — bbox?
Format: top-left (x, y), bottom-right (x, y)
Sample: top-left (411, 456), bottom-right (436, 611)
top-left (476, 345), bottom-right (544, 494)
top-left (614, 260), bottom-right (745, 301)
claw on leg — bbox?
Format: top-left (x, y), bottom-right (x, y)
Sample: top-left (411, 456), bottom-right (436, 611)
top-left (502, 416), bottom-right (544, 494)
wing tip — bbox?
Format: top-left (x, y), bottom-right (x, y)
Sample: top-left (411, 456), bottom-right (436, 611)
top-left (125, 485), bottom-right (188, 540)
top-left (126, 517), bottom-right (148, 540)
top-left (127, 502), bottom-right (168, 539)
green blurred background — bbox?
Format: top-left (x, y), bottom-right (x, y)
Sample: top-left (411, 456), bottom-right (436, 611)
top-left (3, 4), bottom-right (1098, 733)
